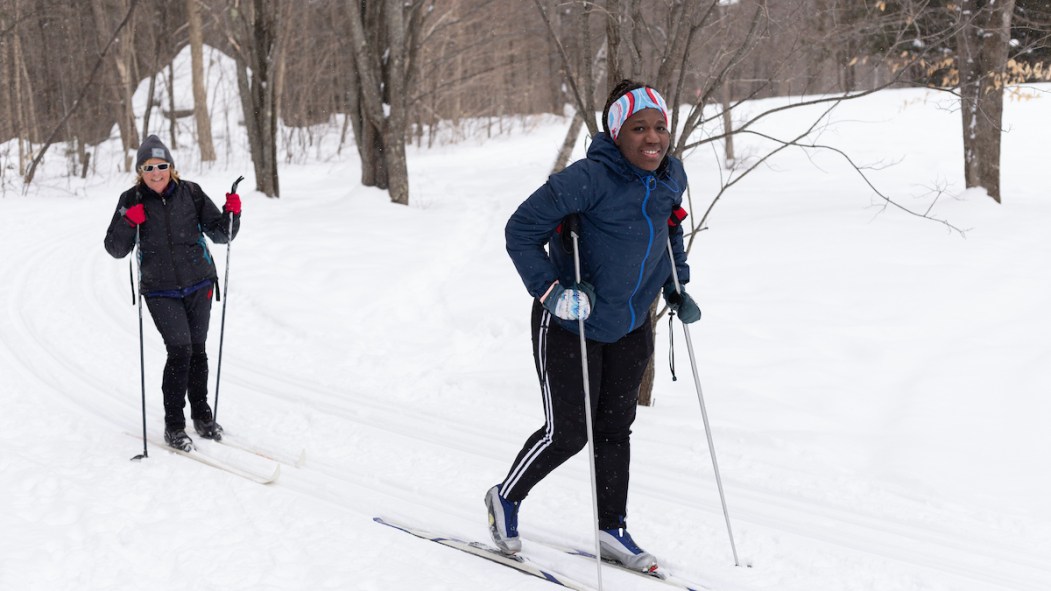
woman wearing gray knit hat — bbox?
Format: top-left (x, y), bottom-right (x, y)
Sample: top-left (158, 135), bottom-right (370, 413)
top-left (104, 134), bottom-right (243, 452)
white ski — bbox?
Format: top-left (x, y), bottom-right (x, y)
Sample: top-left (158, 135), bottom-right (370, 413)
top-left (128, 432), bottom-right (280, 485)
top-left (529, 537), bottom-right (711, 591)
top-left (374, 517), bottom-right (595, 590)
top-left (217, 434), bottom-right (306, 468)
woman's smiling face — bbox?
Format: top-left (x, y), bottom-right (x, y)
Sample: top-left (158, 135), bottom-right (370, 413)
top-left (141, 158), bottom-right (171, 193)
top-left (140, 156), bottom-right (171, 193)
top-left (614, 108), bottom-right (669, 171)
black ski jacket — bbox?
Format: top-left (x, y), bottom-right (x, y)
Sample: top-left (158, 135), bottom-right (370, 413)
top-left (104, 179), bottom-right (240, 295)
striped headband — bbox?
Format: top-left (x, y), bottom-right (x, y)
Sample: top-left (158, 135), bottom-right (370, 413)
top-left (606, 87), bottom-right (670, 141)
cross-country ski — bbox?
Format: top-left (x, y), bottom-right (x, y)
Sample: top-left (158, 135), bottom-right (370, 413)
top-left (374, 517), bottom-right (594, 590)
top-left (129, 432), bottom-right (280, 485)
top-left (216, 432), bottom-right (306, 468)
top-left (528, 537), bottom-right (710, 591)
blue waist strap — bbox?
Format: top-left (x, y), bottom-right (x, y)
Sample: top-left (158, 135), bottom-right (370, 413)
top-left (145, 278), bottom-right (213, 298)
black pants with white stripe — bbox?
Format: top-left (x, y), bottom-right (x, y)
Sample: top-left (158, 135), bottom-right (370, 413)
top-left (500, 300), bottom-right (654, 530)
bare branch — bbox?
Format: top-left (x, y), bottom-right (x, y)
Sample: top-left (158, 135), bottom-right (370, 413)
top-left (690, 99), bottom-right (966, 244)
top-left (532, 0), bottom-right (597, 134)
top-left (21, 0), bottom-right (140, 190)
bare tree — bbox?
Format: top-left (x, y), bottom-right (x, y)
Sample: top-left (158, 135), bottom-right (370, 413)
top-left (187, 0), bottom-right (216, 162)
top-left (343, 0), bottom-right (433, 205)
top-left (221, 0), bottom-right (284, 197)
top-left (533, 0), bottom-right (602, 136)
top-left (3, 0), bottom-right (1043, 209)
top-left (956, 0), bottom-right (1017, 203)
top-left (21, 0), bottom-right (141, 189)
top-left (534, 0), bottom-right (737, 405)
top-left (1, 0), bottom-right (40, 177)
top-left (88, 0), bottom-right (140, 173)
top-left (533, 0), bottom-right (986, 405)
top-left (533, 0), bottom-right (618, 173)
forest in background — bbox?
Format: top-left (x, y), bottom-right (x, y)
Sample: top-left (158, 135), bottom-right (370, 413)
top-left (1, 0), bottom-right (1049, 202)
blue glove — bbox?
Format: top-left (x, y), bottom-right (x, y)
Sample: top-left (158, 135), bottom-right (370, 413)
top-left (543, 282), bottom-right (595, 321)
top-left (663, 283), bottom-right (701, 324)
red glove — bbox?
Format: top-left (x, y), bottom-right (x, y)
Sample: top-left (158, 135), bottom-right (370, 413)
top-left (124, 203), bottom-right (146, 226)
top-left (224, 193), bottom-right (241, 214)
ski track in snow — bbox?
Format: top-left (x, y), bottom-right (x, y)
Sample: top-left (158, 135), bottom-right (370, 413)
top-left (3, 81), bottom-right (1051, 591)
top-left (5, 194), bottom-right (1044, 591)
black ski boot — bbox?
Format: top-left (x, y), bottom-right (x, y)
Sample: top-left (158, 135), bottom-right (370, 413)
top-left (193, 419), bottom-right (224, 441)
top-left (164, 427), bottom-right (194, 452)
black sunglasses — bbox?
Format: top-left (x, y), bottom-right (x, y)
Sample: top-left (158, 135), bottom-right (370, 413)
top-left (141, 163), bottom-right (171, 172)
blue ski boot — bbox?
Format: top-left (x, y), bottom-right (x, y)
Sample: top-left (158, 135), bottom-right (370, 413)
top-left (485, 485), bottom-right (521, 554)
top-left (599, 527), bottom-right (658, 572)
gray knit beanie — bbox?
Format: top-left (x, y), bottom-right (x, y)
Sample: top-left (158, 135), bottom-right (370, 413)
top-left (135, 135), bottom-right (173, 171)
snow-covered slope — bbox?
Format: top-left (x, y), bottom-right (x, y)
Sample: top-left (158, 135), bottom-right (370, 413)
top-left (1, 47), bottom-right (1048, 590)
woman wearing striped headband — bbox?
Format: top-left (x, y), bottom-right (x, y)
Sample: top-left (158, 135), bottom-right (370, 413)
top-left (489, 80), bottom-right (701, 573)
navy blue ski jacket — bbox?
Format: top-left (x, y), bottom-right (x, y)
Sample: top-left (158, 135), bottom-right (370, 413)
top-left (505, 132), bottom-right (690, 343)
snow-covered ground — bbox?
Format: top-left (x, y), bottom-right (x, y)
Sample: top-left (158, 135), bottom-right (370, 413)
top-left (2, 48), bottom-right (1048, 590)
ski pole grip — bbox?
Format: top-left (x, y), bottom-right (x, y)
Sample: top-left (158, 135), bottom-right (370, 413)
top-left (564, 213), bottom-right (581, 239)
top-left (229, 175), bottom-right (244, 195)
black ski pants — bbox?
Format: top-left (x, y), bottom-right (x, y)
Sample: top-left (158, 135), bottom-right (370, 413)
top-left (145, 286), bottom-right (214, 430)
top-left (500, 300), bottom-right (654, 530)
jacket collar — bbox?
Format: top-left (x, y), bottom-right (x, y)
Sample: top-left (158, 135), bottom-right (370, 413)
top-left (139, 179), bottom-right (177, 199)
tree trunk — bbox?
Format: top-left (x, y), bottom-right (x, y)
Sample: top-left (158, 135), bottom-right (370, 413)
top-left (142, 70), bottom-right (157, 139)
top-left (167, 62), bottom-right (177, 149)
top-left (579, 0), bottom-right (595, 122)
top-left (637, 301), bottom-right (659, 406)
top-left (346, 0), bottom-right (388, 192)
top-left (383, 0), bottom-right (410, 205)
top-left (113, 0), bottom-right (139, 169)
top-left (359, 118), bottom-right (389, 189)
top-left (9, 0), bottom-right (37, 176)
top-left (533, 0), bottom-right (600, 135)
top-left (957, 0), bottom-right (1015, 203)
top-left (605, 0), bottom-right (624, 92)
top-left (89, 0), bottom-right (137, 171)
top-left (16, 23), bottom-right (39, 174)
top-left (142, 14), bottom-right (160, 140)
top-left (344, 0), bottom-right (426, 205)
top-left (1, 26), bottom-right (13, 180)
top-left (721, 80), bottom-right (735, 168)
top-left (344, 4), bottom-right (389, 193)
top-left (187, 0), bottom-right (216, 162)
top-left (21, 0), bottom-right (140, 188)
top-left (225, 0), bottom-right (281, 197)
top-left (551, 114), bottom-right (585, 174)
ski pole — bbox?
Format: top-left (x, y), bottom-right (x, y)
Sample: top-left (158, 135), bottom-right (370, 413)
top-left (567, 214), bottom-right (604, 591)
top-left (131, 224), bottom-right (148, 461)
top-left (127, 251), bottom-right (135, 305)
top-left (665, 238), bottom-right (742, 567)
top-left (213, 175), bottom-right (243, 422)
